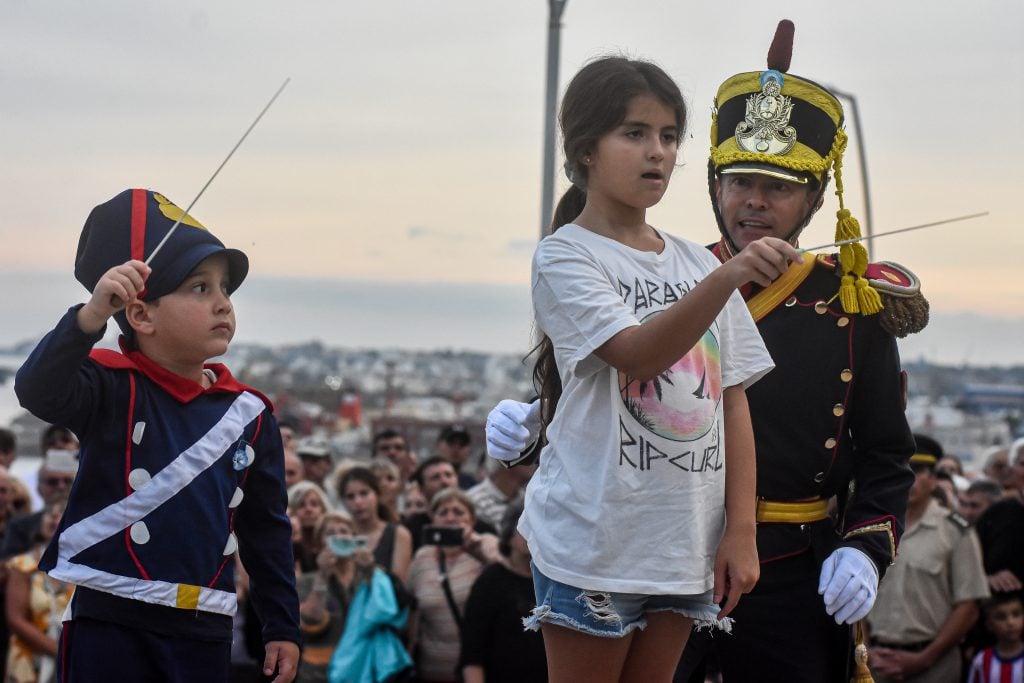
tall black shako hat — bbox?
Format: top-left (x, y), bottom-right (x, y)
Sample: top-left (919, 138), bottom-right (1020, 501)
top-left (709, 19), bottom-right (881, 316)
top-left (75, 189), bottom-right (249, 335)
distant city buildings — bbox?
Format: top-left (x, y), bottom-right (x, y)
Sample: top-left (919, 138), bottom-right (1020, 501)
top-left (2, 344), bottom-right (1022, 475)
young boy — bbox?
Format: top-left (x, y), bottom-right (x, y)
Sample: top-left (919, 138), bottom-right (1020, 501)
top-left (15, 189), bottom-right (300, 682)
top-left (968, 592), bottom-right (1024, 683)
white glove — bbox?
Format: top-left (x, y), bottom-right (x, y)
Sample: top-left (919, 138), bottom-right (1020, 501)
top-left (485, 399), bottom-right (542, 461)
top-left (818, 547), bottom-right (879, 624)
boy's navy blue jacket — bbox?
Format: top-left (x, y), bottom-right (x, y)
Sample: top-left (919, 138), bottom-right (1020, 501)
top-left (15, 306), bottom-right (300, 645)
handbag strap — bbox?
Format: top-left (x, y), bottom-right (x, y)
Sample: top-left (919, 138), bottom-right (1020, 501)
top-left (437, 550), bottom-right (464, 633)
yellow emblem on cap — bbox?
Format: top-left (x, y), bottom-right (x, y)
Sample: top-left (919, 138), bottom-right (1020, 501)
top-left (153, 193), bottom-right (207, 231)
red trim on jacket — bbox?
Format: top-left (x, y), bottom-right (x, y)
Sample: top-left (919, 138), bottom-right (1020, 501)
top-left (122, 372), bottom-right (151, 580)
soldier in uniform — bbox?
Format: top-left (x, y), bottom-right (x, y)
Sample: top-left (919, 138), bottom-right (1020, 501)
top-left (867, 435), bottom-right (990, 683)
top-left (485, 20), bottom-right (928, 682)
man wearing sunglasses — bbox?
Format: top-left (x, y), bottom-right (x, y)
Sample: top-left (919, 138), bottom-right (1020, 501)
top-left (0, 447), bottom-right (79, 559)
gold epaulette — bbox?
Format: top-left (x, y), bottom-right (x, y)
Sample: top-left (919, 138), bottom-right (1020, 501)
top-left (865, 261), bottom-right (929, 337)
top-left (819, 256), bottom-right (930, 337)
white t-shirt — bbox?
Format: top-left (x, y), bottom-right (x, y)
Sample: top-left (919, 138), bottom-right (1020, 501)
top-left (519, 224), bottom-right (773, 595)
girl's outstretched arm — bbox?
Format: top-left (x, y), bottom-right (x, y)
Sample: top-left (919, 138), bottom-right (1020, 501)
top-left (714, 385), bottom-right (759, 619)
top-left (595, 237), bottom-right (799, 381)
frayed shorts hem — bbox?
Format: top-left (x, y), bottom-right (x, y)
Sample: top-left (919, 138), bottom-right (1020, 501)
top-left (523, 603), bottom-right (647, 638)
top-left (527, 562), bottom-right (731, 638)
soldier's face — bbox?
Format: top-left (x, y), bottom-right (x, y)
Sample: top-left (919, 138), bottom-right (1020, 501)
top-left (715, 173), bottom-right (818, 251)
top-left (907, 466), bottom-right (937, 507)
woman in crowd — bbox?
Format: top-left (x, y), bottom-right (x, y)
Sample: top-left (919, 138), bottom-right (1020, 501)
top-left (288, 481), bottom-right (333, 574)
top-left (7, 478), bottom-right (32, 520)
top-left (367, 458), bottom-right (404, 523)
top-left (460, 501), bottom-right (547, 683)
top-left (407, 488), bottom-right (499, 682)
top-left (337, 466), bottom-right (413, 582)
top-left (295, 511), bottom-right (380, 683)
top-left (5, 497), bottom-right (74, 683)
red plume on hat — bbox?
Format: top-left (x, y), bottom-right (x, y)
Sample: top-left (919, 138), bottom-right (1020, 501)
top-left (767, 19), bottom-right (794, 72)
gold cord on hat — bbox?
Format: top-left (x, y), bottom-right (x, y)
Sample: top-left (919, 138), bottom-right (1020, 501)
top-left (831, 130), bottom-right (882, 315)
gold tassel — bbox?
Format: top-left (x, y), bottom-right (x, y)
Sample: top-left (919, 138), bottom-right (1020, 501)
top-left (850, 242), bottom-right (868, 275)
top-left (856, 277), bottom-right (883, 315)
top-left (838, 244), bottom-right (859, 314)
top-left (835, 208), bottom-right (860, 243)
top-left (850, 621), bottom-right (874, 683)
top-left (839, 274), bottom-right (860, 314)
top-left (834, 208), bottom-right (884, 315)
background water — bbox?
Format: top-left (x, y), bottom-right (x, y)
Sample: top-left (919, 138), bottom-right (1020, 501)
top-left (1, 269), bottom-right (537, 354)
top-left (2, 269), bottom-right (1023, 366)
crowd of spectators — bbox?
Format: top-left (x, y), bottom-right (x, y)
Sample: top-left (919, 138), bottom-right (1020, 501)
top-left (234, 421), bottom-right (544, 683)
top-left (0, 419), bottom-right (544, 683)
top-left (862, 435), bottom-right (1024, 683)
top-left (0, 418), bottom-right (1019, 682)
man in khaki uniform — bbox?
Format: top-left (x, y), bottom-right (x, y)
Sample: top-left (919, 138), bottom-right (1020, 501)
top-left (868, 435), bottom-right (990, 683)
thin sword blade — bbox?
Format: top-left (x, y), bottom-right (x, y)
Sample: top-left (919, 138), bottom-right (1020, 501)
top-left (798, 212), bottom-right (989, 253)
top-left (145, 77), bottom-right (291, 266)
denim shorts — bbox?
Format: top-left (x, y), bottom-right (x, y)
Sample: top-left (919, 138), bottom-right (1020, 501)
top-left (524, 562), bottom-right (729, 638)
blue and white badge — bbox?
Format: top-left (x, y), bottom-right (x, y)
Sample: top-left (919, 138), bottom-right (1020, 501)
top-left (232, 441), bottom-right (255, 470)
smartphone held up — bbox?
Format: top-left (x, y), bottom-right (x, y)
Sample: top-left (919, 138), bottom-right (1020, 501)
top-left (422, 525), bottom-right (464, 547)
top-left (327, 535), bottom-right (368, 557)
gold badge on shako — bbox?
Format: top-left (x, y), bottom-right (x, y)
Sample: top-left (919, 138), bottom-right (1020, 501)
top-left (735, 69), bottom-right (797, 155)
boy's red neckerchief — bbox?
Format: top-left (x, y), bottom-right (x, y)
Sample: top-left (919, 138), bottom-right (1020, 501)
top-left (89, 340), bottom-right (273, 409)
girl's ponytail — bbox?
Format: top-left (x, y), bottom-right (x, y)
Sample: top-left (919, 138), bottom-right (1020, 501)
top-left (550, 185), bottom-right (586, 234)
top-left (532, 185), bottom-right (585, 438)
top-left (531, 334), bottom-right (561, 444)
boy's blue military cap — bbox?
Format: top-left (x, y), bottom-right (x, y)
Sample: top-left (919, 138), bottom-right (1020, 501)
top-left (74, 189), bottom-right (249, 334)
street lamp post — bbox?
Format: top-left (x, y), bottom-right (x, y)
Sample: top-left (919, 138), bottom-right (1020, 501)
top-left (540, 0), bottom-right (568, 239)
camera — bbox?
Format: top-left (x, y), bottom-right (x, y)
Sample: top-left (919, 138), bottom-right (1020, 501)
top-left (422, 525), bottom-right (464, 547)
top-left (327, 535), bottom-right (368, 557)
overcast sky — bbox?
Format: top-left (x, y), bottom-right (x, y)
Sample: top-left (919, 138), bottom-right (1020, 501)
top-left (2, 1), bottom-right (1022, 323)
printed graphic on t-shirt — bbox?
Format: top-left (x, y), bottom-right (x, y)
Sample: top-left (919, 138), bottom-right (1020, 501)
top-left (617, 310), bottom-right (722, 443)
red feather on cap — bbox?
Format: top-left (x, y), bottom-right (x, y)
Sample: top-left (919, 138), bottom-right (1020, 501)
top-left (767, 19), bottom-right (794, 72)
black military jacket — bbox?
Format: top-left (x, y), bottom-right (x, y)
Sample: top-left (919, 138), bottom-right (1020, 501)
top-left (720, 247), bottom-right (916, 577)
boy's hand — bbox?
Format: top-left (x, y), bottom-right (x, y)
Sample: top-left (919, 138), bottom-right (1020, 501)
top-left (77, 260), bottom-right (150, 334)
top-left (263, 640), bottom-right (300, 683)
